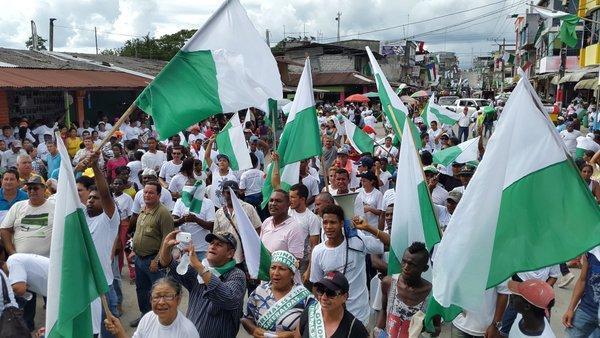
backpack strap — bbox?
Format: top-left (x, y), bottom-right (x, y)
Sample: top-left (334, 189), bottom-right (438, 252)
top-left (0, 272), bottom-right (11, 306)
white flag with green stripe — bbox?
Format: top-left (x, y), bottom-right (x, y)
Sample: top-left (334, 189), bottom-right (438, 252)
top-left (342, 115), bottom-right (374, 154)
top-left (433, 73), bottom-right (600, 312)
top-left (216, 113), bottom-right (252, 171)
top-left (135, 0), bottom-right (282, 139)
top-left (46, 135), bottom-right (109, 338)
top-left (389, 119), bottom-right (441, 275)
top-left (422, 93), bottom-right (462, 127)
top-left (432, 137), bottom-right (480, 166)
top-left (181, 180), bottom-right (206, 213)
top-left (365, 46), bottom-right (422, 148)
top-left (230, 187), bottom-right (271, 280)
top-left (261, 58), bottom-right (322, 207)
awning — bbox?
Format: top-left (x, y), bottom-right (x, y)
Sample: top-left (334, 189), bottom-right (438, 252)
top-left (551, 75), bottom-right (560, 85)
top-left (559, 67), bottom-right (600, 84)
top-left (0, 68), bottom-right (151, 89)
top-left (574, 78), bottom-right (599, 90)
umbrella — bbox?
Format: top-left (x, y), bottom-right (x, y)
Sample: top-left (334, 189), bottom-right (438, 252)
top-left (483, 105), bottom-right (496, 115)
top-left (400, 95), bottom-right (417, 104)
top-left (345, 94), bottom-right (370, 103)
top-left (410, 90), bottom-right (429, 98)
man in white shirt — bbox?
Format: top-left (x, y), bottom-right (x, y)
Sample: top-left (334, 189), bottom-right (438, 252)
top-left (374, 136), bottom-right (399, 163)
top-left (239, 153), bottom-right (265, 217)
top-left (458, 106), bottom-right (471, 142)
top-left (204, 137), bottom-right (238, 208)
top-left (559, 122), bottom-right (582, 157)
top-left (299, 159), bottom-right (319, 206)
top-left (4, 253), bottom-right (49, 298)
top-left (141, 138), bottom-right (167, 172)
top-left (427, 120), bottom-right (444, 151)
top-left (364, 112), bottom-right (377, 129)
top-left (288, 183), bottom-right (321, 273)
top-left (159, 145), bottom-right (183, 188)
top-left (424, 165), bottom-right (448, 205)
top-left (32, 121), bottom-right (56, 144)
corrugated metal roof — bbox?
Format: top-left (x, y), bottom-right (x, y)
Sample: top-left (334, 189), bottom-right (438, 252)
top-left (0, 68), bottom-right (151, 89)
top-left (285, 71), bottom-right (374, 86)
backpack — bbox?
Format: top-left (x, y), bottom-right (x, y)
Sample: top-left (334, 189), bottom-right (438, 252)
top-left (0, 273), bottom-right (30, 338)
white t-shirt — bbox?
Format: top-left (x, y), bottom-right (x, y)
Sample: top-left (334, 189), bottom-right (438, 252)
top-left (310, 232), bottom-right (384, 325)
top-left (209, 163), bottom-right (238, 208)
top-left (114, 193), bottom-right (134, 220)
top-left (516, 266), bottom-right (561, 282)
top-left (168, 173), bottom-right (189, 195)
top-left (559, 129), bottom-right (582, 156)
top-left (374, 145), bottom-right (398, 162)
top-left (364, 115), bottom-right (377, 129)
top-left (428, 128), bottom-right (443, 151)
top-left (355, 188), bottom-right (383, 228)
top-left (239, 168), bottom-right (265, 195)
top-left (159, 161), bottom-right (182, 185)
top-left (133, 310), bottom-right (199, 338)
top-left (434, 204), bottom-right (452, 231)
top-left (32, 125), bottom-right (55, 143)
top-left (86, 211), bottom-right (120, 284)
top-left (172, 198), bottom-right (215, 252)
top-left (0, 199), bottom-right (55, 256)
top-left (301, 174), bottom-right (320, 201)
top-left (132, 189), bottom-right (174, 213)
top-left (382, 188), bottom-right (395, 210)
top-left (141, 150), bottom-right (167, 172)
top-left (188, 133), bottom-right (205, 145)
top-left (289, 208), bottom-right (321, 237)
top-left (6, 253), bottom-right (49, 297)
top-left (127, 160), bottom-right (143, 187)
top-left (378, 171), bottom-right (392, 193)
top-left (431, 185), bottom-right (449, 205)
top-left (508, 313), bottom-right (555, 338)
top-left (452, 285), bottom-right (510, 336)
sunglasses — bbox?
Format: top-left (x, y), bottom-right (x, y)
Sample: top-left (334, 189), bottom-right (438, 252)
top-left (315, 286), bottom-right (343, 298)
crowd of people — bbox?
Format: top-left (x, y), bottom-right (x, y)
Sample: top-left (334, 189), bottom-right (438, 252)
top-left (0, 96), bottom-right (596, 338)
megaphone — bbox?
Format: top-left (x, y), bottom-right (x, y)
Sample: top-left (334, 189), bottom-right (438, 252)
top-left (332, 192), bottom-right (363, 220)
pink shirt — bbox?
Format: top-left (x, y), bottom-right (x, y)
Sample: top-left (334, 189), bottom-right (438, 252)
top-left (107, 157), bottom-right (128, 180)
top-left (260, 216), bottom-right (306, 259)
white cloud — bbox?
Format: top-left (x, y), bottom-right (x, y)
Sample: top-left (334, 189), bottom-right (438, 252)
top-left (0, 0), bottom-right (525, 67)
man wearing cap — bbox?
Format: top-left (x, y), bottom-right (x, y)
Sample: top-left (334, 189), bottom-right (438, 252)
top-left (1, 140), bottom-right (26, 170)
top-left (507, 279), bottom-right (556, 337)
top-left (213, 180), bottom-right (262, 266)
top-left (438, 162), bottom-right (464, 192)
top-left (158, 230), bottom-right (246, 336)
top-left (158, 145), bottom-right (183, 188)
top-left (205, 136), bottom-right (239, 208)
top-left (130, 181), bottom-right (174, 327)
top-left (424, 165), bottom-right (449, 205)
top-left (141, 138), bottom-right (167, 172)
top-left (451, 164), bottom-right (476, 194)
top-left (433, 189), bottom-right (461, 232)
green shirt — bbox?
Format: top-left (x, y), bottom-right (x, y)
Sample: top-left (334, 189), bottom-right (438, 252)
top-left (133, 203), bottom-right (174, 257)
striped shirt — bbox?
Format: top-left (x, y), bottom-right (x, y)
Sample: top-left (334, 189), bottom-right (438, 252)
top-left (168, 261), bottom-right (246, 337)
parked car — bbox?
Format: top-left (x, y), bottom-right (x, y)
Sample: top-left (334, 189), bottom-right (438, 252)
top-left (437, 96), bottom-right (459, 106)
top-left (444, 98), bottom-right (492, 114)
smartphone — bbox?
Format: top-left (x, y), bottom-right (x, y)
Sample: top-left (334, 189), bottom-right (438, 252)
top-left (176, 232), bottom-right (192, 251)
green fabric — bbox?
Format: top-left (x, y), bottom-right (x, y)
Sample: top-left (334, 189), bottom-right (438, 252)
top-left (308, 302), bottom-right (326, 338)
top-left (216, 125), bottom-right (240, 171)
top-left (181, 181), bottom-right (205, 214)
top-left (256, 286), bottom-right (311, 330)
top-left (559, 14), bottom-right (580, 48)
top-left (136, 50), bottom-right (222, 139)
top-left (258, 244), bottom-right (272, 281)
top-left (376, 74), bottom-right (422, 149)
top-left (48, 209), bottom-right (109, 338)
top-left (432, 145), bottom-right (463, 166)
top-left (488, 160), bottom-right (600, 288)
top-left (423, 298), bottom-right (462, 333)
top-left (264, 98), bottom-right (279, 134)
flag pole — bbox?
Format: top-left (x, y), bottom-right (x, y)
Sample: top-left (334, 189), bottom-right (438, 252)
top-left (95, 101), bottom-right (137, 151)
top-left (321, 153), bottom-right (330, 193)
top-left (100, 294), bottom-right (114, 319)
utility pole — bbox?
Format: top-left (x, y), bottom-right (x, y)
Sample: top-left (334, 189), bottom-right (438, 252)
top-left (49, 18), bottom-right (56, 51)
top-left (30, 20), bottom-right (38, 51)
top-left (94, 27), bottom-right (98, 54)
top-left (500, 38), bottom-right (505, 93)
top-left (335, 12), bottom-right (341, 42)
top-left (265, 29), bottom-right (270, 46)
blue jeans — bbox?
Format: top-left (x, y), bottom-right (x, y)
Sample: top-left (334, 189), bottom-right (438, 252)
top-left (500, 300), bottom-right (517, 336)
top-left (565, 307), bottom-right (600, 338)
top-left (111, 258), bottom-right (123, 306)
top-left (458, 127), bottom-right (469, 142)
top-left (101, 285), bottom-right (119, 338)
top-left (134, 254), bottom-right (165, 315)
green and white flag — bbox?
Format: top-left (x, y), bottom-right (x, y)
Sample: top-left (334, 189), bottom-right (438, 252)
top-left (432, 72), bottom-right (600, 312)
top-left (229, 187), bottom-right (271, 280)
top-left (135, 0), bottom-right (282, 139)
top-left (432, 137), bottom-right (480, 166)
top-left (261, 58), bottom-right (322, 208)
top-left (181, 180), bottom-right (206, 213)
top-left (422, 93), bottom-right (462, 127)
top-left (533, 6), bottom-right (580, 48)
top-left (179, 131), bottom-right (189, 147)
top-left (502, 52), bottom-right (515, 65)
top-left (341, 115), bottom-right (374, 154)
top-left (576, 135), bottom-right (600, 159)
top-left (216, 113), bottom-right (252, 171)
top-left (365, 46), bottom-right (422, 148)
top-left (46, 135), bottom-right (109, 338)
top-left (391, 120), bottom-right (461, 332)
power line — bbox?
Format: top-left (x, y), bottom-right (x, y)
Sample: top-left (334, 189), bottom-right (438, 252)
top-left (319, 0), bottom-right (520, 41)
top-left (54, 25), bottom-right (148, 39)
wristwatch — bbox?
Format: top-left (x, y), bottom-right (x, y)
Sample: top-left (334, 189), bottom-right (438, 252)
top-left (494, 321), bottom-right (502, 330)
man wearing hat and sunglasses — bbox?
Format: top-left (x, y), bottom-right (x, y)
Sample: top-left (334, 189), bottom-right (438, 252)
top-left (158, 230), bottom-right (246, 337)
top-left (204, 136), bottom-right (238, 208)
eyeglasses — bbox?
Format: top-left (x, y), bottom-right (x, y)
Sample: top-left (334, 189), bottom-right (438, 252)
top-left (151, 293), bottom-right (178, 302)
top-left (26, 185), bottom-right (42, 191)
top-left (315, 286), bottom-right (343, 298)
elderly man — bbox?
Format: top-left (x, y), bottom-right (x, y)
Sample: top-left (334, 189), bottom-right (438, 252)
top-left (130, 181), bottom-right (174, 327)
top-left (16, 154), bottom-right (44, 187)
top-left (158, 230), bottom-right (246, 336)
top-left (1, 140), bottom-right (26, 170)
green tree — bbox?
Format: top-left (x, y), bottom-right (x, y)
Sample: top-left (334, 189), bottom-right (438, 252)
top-left (25, 35), bottom-right (47, 50)
top-left (109, 29), bottom-right (197, 61)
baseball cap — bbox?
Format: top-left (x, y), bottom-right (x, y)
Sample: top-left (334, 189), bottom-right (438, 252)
top-left (459, 165), bottom-right (476, 176)
top-left (423, 165), bottom-right (438, 174)
top-left (25, 176), bottom-right (45, 185)
top-left (508, 279), bottom-right (555, 317)
top-left (216, 154), bottom-right (230, 162)
top-left (337, 148), bottom-right (349, 156)
top-left (355, 156), bottom-right (374, 168)
top-left (356, 170), bottom-right (377, 181)
top-left (447, 190), bottom-right (462, 203)
top-left (205, 231), bottom-right (237, 250)
top-left (315, 271), bottom-right (349, 293)
top-left (141, 168), bottom-right (157, 177)
top-left (451, 161), bottom-right (464, 167)
top-left (249, 135), bottom-right (259, 143)
top-left (440, 133), bottom-right (449, 139)
top-left (11, 140), bottom-right (22, 148)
